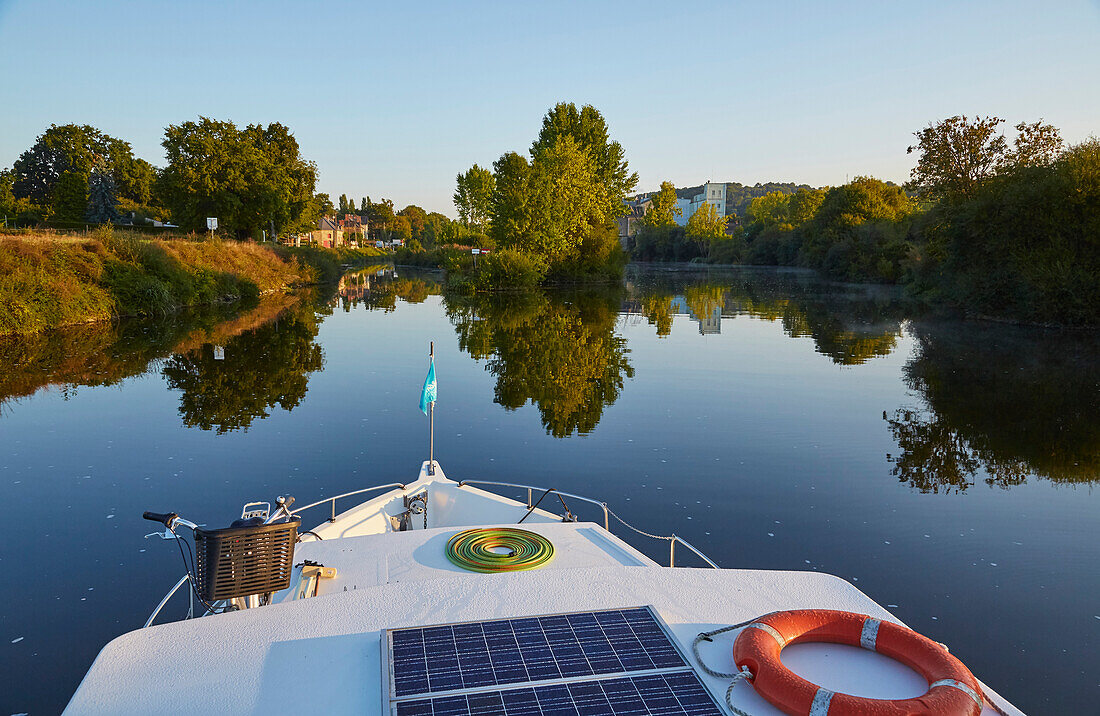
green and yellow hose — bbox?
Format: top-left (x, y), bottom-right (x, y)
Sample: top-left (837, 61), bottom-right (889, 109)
top-left (445, 527), bottom-right (555, 573)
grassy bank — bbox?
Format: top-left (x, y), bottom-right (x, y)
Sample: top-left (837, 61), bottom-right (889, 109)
top-left (0, 230), bottom-right (317, 335)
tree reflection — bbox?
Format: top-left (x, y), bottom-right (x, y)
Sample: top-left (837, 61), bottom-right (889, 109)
top-left (162, 303), bottom-right (324, 433)
top-left (0, 294), bottom-right (302, 413)
top-left (447, 288), bottom-right (634, 437)
top-left (886, 322), bottom-right (1100, 490)
top-left (626, 266), bottom-right (907, 364)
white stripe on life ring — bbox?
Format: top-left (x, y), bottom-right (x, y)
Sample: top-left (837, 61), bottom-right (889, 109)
top-left (860, 618), bottom-right (881, 651)
top-left (809, 688), bottom-right (834, 716)
top-left (744, 622), bottom-right (786, 648)
top-left (929, 679), bottom-right (982, 708)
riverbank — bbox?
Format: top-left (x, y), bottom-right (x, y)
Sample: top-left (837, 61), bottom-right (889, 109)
top-left (0, 231), bottom-right (380, 336)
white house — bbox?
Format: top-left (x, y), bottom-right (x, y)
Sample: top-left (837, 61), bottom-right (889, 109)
top-left (677, 181), bottom-right (726, 225)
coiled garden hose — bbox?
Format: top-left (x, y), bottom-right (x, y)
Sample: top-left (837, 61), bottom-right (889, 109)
top-left (445, 527), bottom-right (555, 573)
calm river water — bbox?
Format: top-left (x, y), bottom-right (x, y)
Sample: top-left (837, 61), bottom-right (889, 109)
top-left (1, 265), bottom-right (1096, 714)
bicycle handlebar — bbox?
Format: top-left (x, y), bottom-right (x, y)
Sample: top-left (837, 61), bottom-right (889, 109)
top-left (143, 511), bottom-right (178, 527)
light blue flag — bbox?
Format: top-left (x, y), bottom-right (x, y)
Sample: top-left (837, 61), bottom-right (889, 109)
top-left (419, 358), bottom-right (437, 415)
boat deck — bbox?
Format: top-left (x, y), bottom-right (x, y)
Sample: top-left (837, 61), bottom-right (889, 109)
top-left (278, 521), bottom-right (653, 601)
top-left (65, 522), bottom-right (1021, 715)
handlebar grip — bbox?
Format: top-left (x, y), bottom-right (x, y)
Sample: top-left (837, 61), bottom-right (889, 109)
top-left (143, 511), bottom-right (177, 526)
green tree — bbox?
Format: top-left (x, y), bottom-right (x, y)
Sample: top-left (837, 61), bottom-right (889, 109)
top-left (685, 203), bottom-right (727, 258)
top-left (365, 197), bottom-right (395, 236)
top-left (390, 214), bottom-right (412, 243)
top-left (800, 176), bottom-right (912, 281)
top-left (489, 152), bottom-right (533, 247)
top-left (398, 204), bottom-right (428, 240)
top-left (530, 102), bottom-right (638, 214)
top-left (51, 170), bottom-right (88, 221)
top-left (908, 115), bottom-right (1007, 201)
top-left (747, 191), bottom-right (792, 230)
top-left (510, 136), bottom-right (611, 267)
top-left (686, 203), bottom-right (726, 241)
top-left (481, 104), bottom-right (633, 278)
top-left (453, 164), bottom-right (495, 230)
top-left (642, 181), bottom-right (681, 229)
top-left (159, 117), bottom-right (318, 237)
top-left (113, 155), bottom-right (156, 205)
top-left (0, 170), bottom-right (14, 216)
top-left (809, 177), bottom-right (910, 233)
top-left (788, 188), bottom-right (827, 227)
top-left (1005, 120), bottom-right (1063, 169)
top-left (11, 124), bottom-right (156, 217)
top-left (919, 138), bottom-right (1100, 324)
top-left (420, 212), bottom-right (452, 248)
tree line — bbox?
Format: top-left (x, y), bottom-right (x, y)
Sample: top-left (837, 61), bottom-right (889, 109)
top-left (0, 119), bottom-right (474, 244)
top-left (631, 116), bottom-right (1099, 325)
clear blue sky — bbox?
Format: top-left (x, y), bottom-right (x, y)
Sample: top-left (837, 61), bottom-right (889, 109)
top-left (2, 0), bottom-right (1098, 216)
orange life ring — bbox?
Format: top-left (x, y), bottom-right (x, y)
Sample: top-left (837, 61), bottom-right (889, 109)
top-left (732, 609), bottom-right (984, 716)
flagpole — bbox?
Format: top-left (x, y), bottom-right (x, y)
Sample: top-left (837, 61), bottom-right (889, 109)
top-left (428, 341), bottom-right (435, 475)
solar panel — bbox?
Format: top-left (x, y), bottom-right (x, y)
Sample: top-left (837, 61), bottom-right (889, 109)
top-left (389, 607), bottom-right (686, 697)
top-left (385, 607), bottom-right (723, 716)
top-left (393, 672), bottom-right (722, 716)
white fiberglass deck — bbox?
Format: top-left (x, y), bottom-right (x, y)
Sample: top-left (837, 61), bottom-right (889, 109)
top-left (64, 463), bottom-right (1022, 715)
top-left (276, 522), bottom-right (652, 601)
top-left (65, 560), bottom-right (1019, 714)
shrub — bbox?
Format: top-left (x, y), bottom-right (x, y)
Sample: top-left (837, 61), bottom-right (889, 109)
top-left (472, 248), bottom-right (547, 289)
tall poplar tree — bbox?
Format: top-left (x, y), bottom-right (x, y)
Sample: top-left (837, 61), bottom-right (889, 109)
top-left (453, 164), bottom-right (495, 230)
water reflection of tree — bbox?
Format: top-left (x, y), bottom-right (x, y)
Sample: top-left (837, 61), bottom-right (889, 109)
top-left (0, 295), bottom-right (300, 413)
top-left (628, 266), bottom-right (907, 365)
top-left (161, 305), bottom-right (324, 433)
top-left (446, 288), bottom-right (634, 438)
top-left (886, 322), bottom-right (1099, 490)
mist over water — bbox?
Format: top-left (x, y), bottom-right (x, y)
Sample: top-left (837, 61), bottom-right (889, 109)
top-left (1, 264), bottom-right (1096, 714)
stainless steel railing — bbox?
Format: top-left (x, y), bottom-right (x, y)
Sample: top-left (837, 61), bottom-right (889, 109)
top-left (457, 479), bottom-right (719, 569)
top-left (145, 475), bottom-right (719, 627)
top-left (282, 482), bottom-right (407, 523)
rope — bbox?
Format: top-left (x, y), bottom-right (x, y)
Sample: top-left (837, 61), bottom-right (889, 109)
top-left (982, 693), bottom-right (1013, 716)
top-left (691, 617), bottom-right (770, 716)
top-left (445, 527), bottom-right (555, 573)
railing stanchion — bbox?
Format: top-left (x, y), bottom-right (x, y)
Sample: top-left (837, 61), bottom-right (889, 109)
top-left (603, 503), bottom-right (609, 531)
top-left (330, 498), bottom-right (336, 523)
top-left (670, 537), bottom-right (676, 567)
top-left (528, 488), bottom-right (532, 509)
top-left (145, 574), bottom-right (190, 628)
